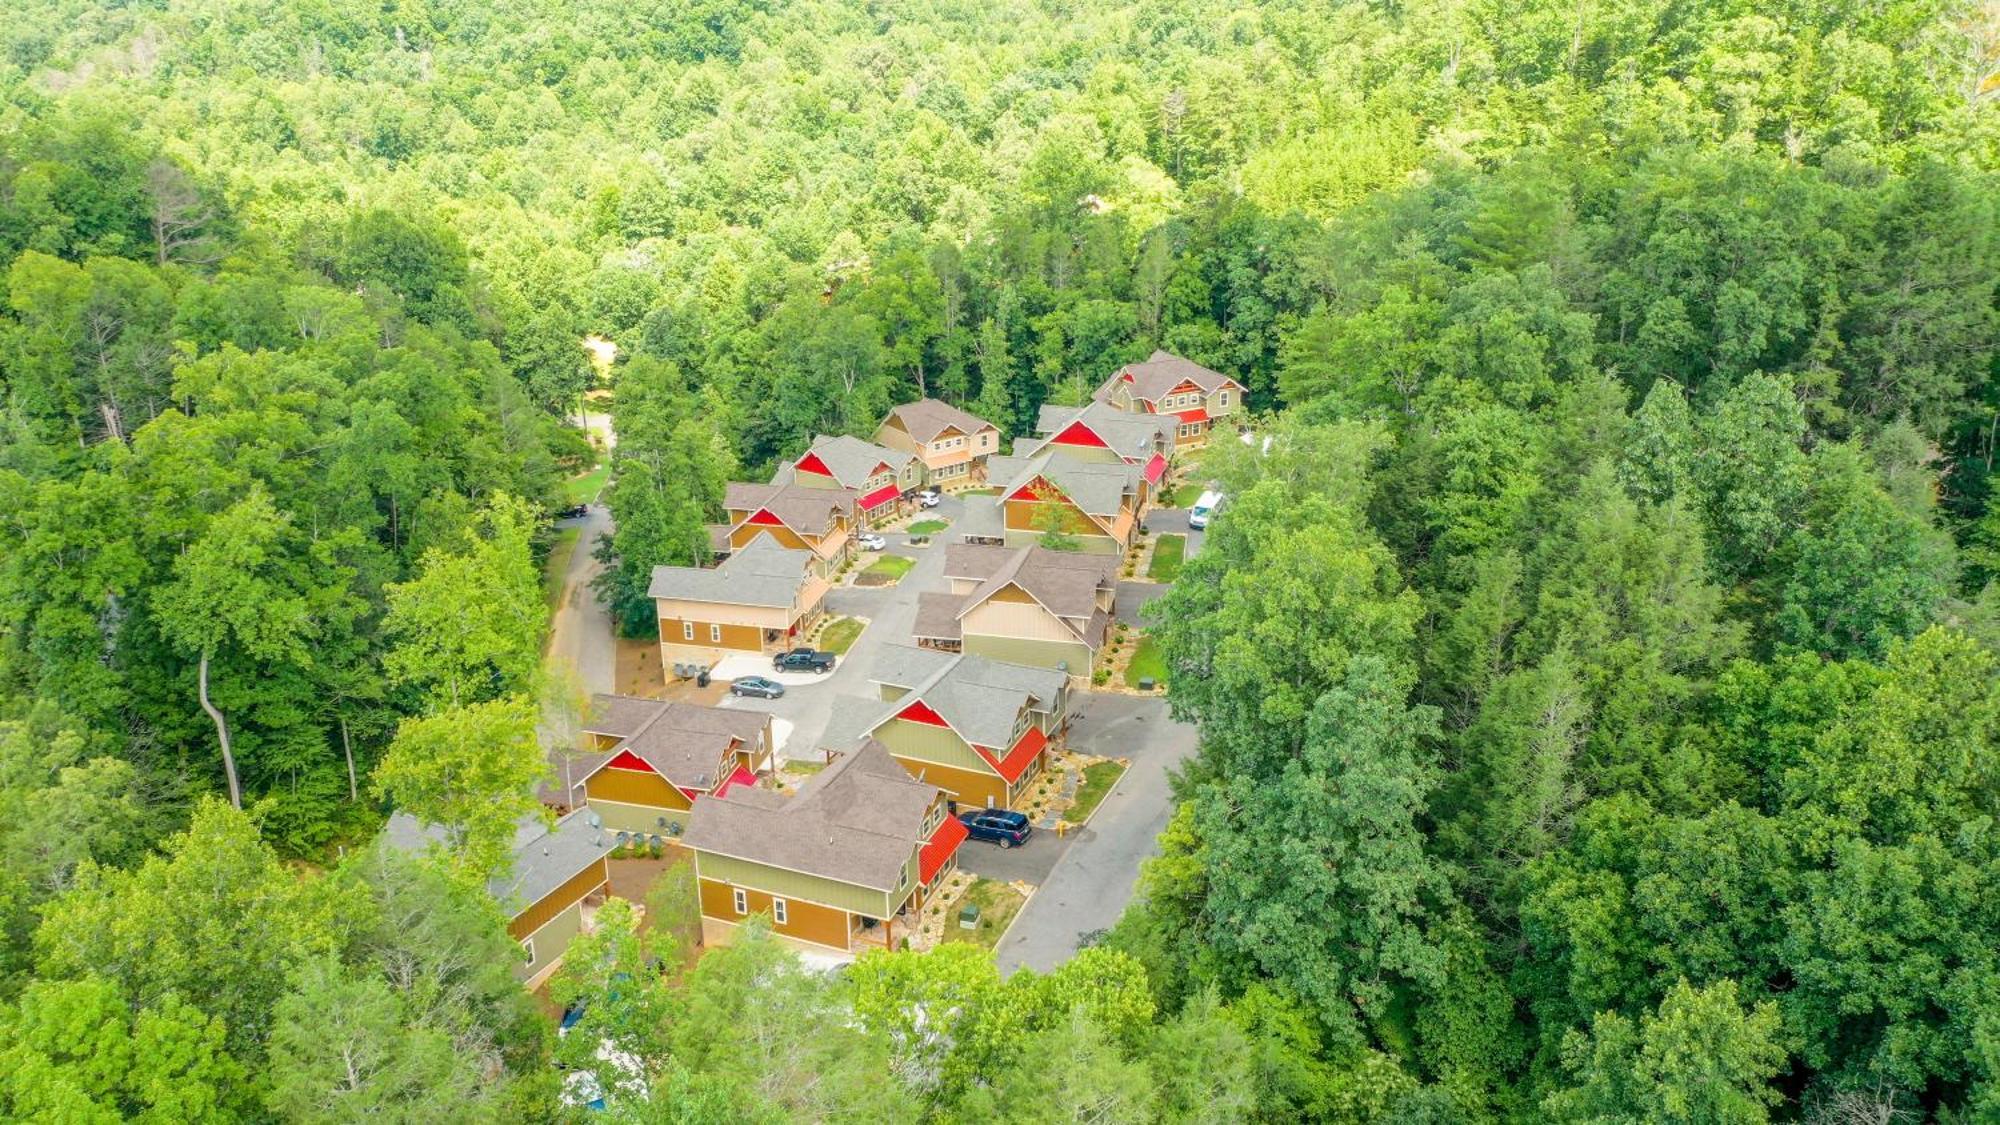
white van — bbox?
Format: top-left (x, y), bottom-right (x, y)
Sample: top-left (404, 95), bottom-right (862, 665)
top-left (1188, 490), bottom-right (1223, 530)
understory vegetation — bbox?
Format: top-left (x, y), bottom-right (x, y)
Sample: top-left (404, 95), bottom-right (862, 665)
top-left (0, 0), bottom-right (1996, 1119)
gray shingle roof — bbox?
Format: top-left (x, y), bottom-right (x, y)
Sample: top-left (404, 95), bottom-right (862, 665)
top-left (1097, 350), bottom-right (1238, 402)
top-left (955, 493), bottom-right (1004, 542)
top-left (865, 645), bottom-right (1066, 749)
top-left (648, 536), bottom-right (810, 607)
top-left (1033, 401), bottom-right (1175, 459)
top-left (385, 809), bottom-right (609, 918)
top-left (799, 434), bottom-right (912, 489)
top-left (681, 740), bottom-right (936, 892)
top-left (996, 448), bottom-right (1142, 519)
top-left (883, 398), bottom-right (998, 444)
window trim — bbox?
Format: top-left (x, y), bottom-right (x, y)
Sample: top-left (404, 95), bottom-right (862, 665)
top-left (682, 621), bottom-right (694, 641)
top-left (520, 937), bottom-right (536, 966)
top-left (709, 623), bottom-right (722, 643)
top-left (732, 887), bottom-right (748, 915)
top-left (772, 897), bottom-right (788, 925)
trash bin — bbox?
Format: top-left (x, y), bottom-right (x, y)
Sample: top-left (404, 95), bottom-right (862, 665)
top-left (696, 668), bottom-right (711, 687)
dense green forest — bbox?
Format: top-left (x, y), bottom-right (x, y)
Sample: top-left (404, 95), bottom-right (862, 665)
top-left (1, 0), bottom-right (1997, 1119)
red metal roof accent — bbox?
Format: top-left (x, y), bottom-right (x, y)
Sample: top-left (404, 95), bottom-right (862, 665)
top-left (1175, 408), bottom-right (1208, 424)
top-left (987, 725), bottom-right (1047, 785)
top-left (1143, 454), bottom-right (1167, 484)
top-left (1051, 420), bottom-right (1109, 448)
top-left (896, 699), bottom-right (952, 728)
top-left (919, 814), bottom-right (969, 883)
top-left (796, 451), bottom-right (835, 478)
top-left (712, 764), bottom-right (758, 798)
top-left (604, 750), bottom-right (655, 773)
top-left (860, 482), bottom-right (901, 510)
top-left (745, 508), bottom-right (785, 526)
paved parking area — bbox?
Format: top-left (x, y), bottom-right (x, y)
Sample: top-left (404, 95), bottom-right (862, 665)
top-left (708, 496), bottom-right (1202, 976)
top-left (993, 693), bottom-right (1196, 974)
top-left (711, 495), bottom-right (964, 762)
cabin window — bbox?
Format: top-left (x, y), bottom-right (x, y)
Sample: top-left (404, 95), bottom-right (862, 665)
top-left (733, 888), bottom-right (748, 915)
top-left (1219, 390), bottom-right (1230, 406)
top-left (520, 937), bottom-right (536, 966)
top-left (772, 898), bottom-right (788, 925)
top-left (682, 621), bottom-right (694, 641)
top-left (710, 624), bottom-right (722, 643)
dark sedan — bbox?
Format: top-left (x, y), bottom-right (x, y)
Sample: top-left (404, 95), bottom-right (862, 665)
top-left (959, 808), bottom-right (1032, 848)
top-left (729, 676), bottom-right (786, 699)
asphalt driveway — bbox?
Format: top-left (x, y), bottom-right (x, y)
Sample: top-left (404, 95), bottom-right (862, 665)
top-left (714, 495), bottom-right (966, 762)
top-left (994, 692), bottom-right (1196, 975)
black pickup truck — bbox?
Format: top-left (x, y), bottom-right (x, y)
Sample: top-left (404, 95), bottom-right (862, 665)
top-left (772, 648), bottom-right (836, 673)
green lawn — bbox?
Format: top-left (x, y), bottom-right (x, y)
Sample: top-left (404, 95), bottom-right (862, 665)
top-left (859, 555), bottom-right (915, 584)
top-left (818, 616), bottom-right (865, 654)
top-left (1165, 481), bottom-right (1207, 508)
top-left (1064, 760), bottom-right (1127, 824)
top-left (906, 518), bottom-right (950, 536)
top-left (940, 879), bottom-right (1027, 951)
top-left (1147, 534), bottom-right (1186, 582)
top-left (1123, 635), bottom-right (1167, 689)
top-left (564, 461), bottom-right (611, 506)
top-left (542, 526), bottom-right (580, 610)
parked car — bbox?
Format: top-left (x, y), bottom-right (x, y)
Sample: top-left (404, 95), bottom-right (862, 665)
top-left (729, 676), bottom-right (786, 699)
top-left (773, 648), bottom-right (836, 673)
top-left (857, 531), bottom-right (887, 551)
top-left (959, 808), bottom-right (1032, 848)
top-left (558, 504), bottom-right (589, 520)
top-left (916, 489), bottom-right (941, 508)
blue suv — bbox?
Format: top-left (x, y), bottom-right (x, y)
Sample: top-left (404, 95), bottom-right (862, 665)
top-left (959, 808), bottom-right (1032, 849)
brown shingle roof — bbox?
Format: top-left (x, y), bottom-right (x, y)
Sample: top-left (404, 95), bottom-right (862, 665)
top-left (723, 480), bottom-right (856, 536)
top-left (944, 543), bottom-right (1115, 622)
top-left (1098, 350), bottom-right (1238, 402)
top-left (681, 740), bottom-right (937, 891)
top-left (542, 695), bottom-right (772, 805)
top-left (913, 591), bottom-right (966, 642)
top-left (884, 398), bottom-right (998, 444)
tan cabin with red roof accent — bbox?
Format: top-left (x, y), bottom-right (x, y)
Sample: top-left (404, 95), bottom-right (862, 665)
top-left (712, 479), bottom-right (857, 576)
top-left (1093, 350), bottom-right (1245, 446)
top-left (786, 434), bottom-right (921, 526)
top-left (875, 399), bottom-right (1002, 486)
top-left (541, 694), bottom-right (776, 840)
top-left (682, 740), bottom-right (967, 958)
top-left (822, 645), bottom-right (1071, 812)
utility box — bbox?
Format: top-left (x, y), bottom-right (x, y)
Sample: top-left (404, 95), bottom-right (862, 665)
top-left (958, 904), bottom-right (981, 930)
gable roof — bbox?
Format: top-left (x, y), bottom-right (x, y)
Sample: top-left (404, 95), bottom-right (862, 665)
top-left (544, 694), bottom-right (770, 801)
top-left (945, 543), bottom-right (1116, 622)
top-left (723, 480), bottom-right (856, 537)
top-left (990, 448), bottom-right (1143, 520)
top-left (648, 535), bottom-right (810, 607)
top-left (1098, 350), bottom-right (1240, 402)
top-left (865, 645), bottom-right (1066, 750)
top-left (385, 809), bottom-right (607, 918)
top-left (955, 493), bottom-right (1004, 541)
top-left (883, 398), bottom-right (998, 444)
top-left (681, 740), bottom-right (937, 892)
top-left (795, 434), bottom-right (913, 489)
top-left (1034, 401), bottom-right (1176, 459)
